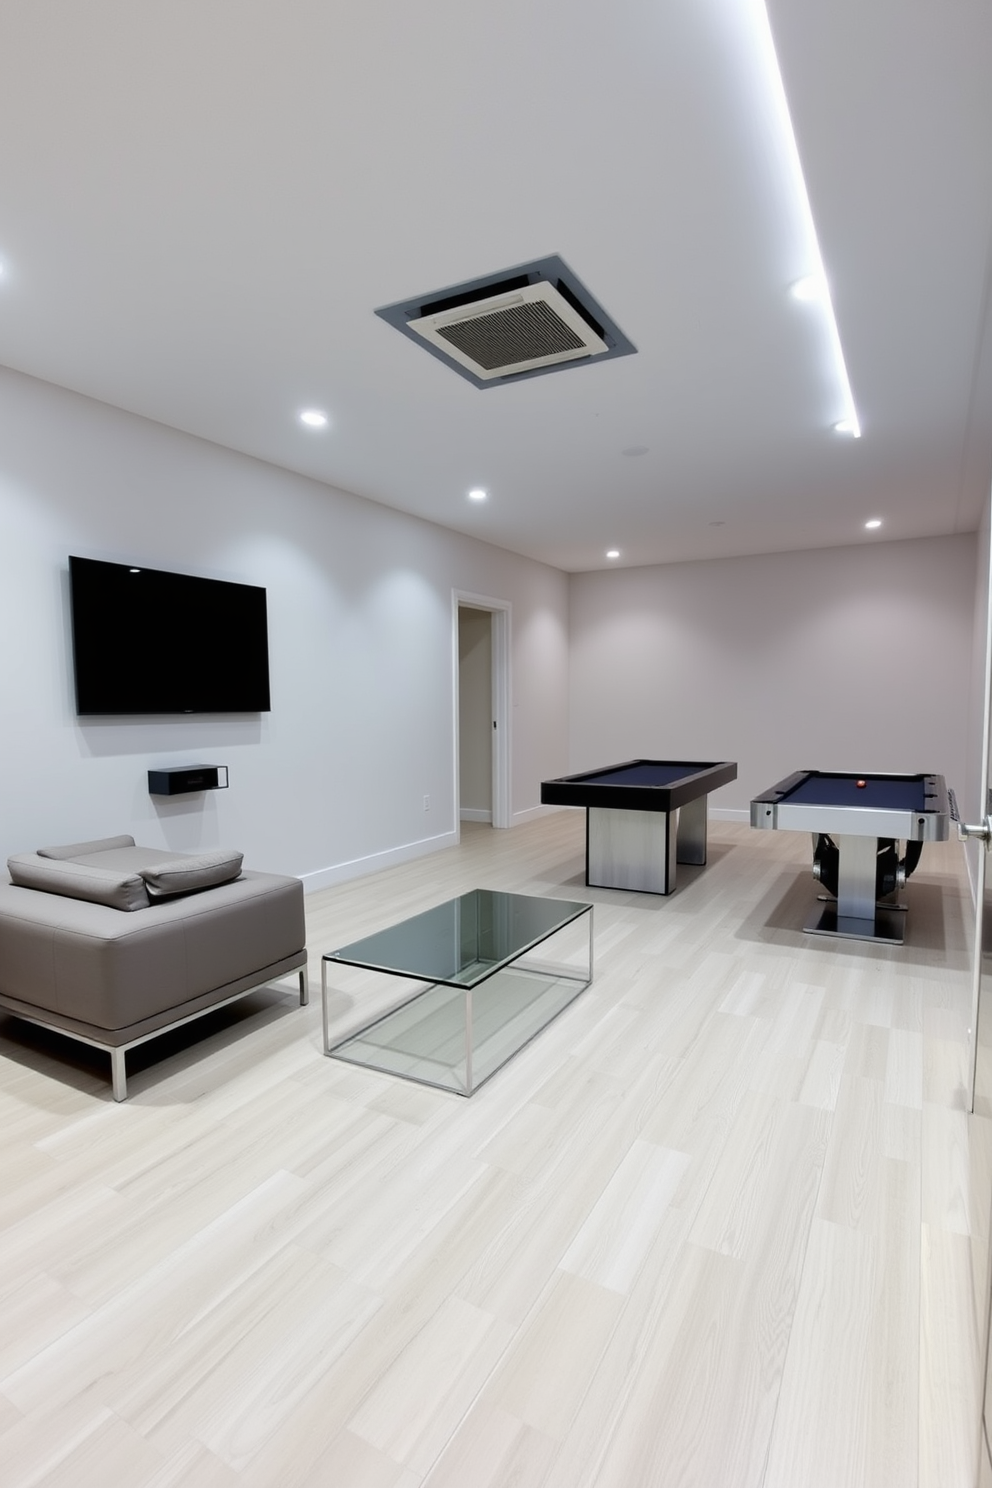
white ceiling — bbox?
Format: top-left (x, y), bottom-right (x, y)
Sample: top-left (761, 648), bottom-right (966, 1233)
top-left (1, 0), bottom-right (991, 571)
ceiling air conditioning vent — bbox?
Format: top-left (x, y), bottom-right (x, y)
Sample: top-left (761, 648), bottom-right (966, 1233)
top-left (410, 282), bottom-right (607, 380)
top-left (375, 255), bottom-right (636, 388)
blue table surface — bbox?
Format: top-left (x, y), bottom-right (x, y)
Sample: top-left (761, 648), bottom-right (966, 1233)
top-left (782, 773), bottom-right (928, 812)
top-left (581, 762), bottom-right (709, 788)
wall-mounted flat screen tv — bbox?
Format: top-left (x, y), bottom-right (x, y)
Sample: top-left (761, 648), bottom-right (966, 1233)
top-left (69, 556), bottom-right (271, 714)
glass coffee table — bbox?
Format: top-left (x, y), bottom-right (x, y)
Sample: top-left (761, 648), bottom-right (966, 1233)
top-left (321, 889), bottom-right (593, 1095)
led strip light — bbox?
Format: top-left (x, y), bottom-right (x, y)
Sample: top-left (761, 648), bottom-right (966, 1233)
top-left (748, 0), bottom-right (862, 437)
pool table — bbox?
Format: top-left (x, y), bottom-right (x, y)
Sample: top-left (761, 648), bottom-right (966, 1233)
top-left (540, 758), bottom-right (738, 895)
top-left (750, 769), bottom-right (950, 942)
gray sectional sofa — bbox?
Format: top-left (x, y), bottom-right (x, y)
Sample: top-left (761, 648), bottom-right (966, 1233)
top-left (0, 835), bottom-right (308, 1099)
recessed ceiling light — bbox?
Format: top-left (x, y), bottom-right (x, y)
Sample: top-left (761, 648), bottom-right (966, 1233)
top-left (606, 549), bottom-right (620, 560)
top-left (299, 409), bottom-right (328, 428)
top-left (468, 488), bottom-right (487, 502)
top-left (865, 518), bottom-right (882, 530)
top-left (833, 418), bottom-right (860, 437)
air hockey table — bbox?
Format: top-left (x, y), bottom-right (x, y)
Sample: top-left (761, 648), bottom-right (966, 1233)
top-left (750, 769), bottom-right (950, 942)
top-left (540, 758), bottom-right (738, 895)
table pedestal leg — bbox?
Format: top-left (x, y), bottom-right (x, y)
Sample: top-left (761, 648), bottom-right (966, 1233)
top-left (804, 834), bottom-right (906, 943)
top-left (676, 796), bottom-right (708, 866)
top-left (587, 806), bottom-right (678, 894)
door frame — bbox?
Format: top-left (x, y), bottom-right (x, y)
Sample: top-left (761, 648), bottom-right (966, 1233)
top-left (967, 490), bottom-right (992, 1485)
top-left (968, 516), bottom-right (992, 1111)
top-left (452, 591), bottom-right (511, 832)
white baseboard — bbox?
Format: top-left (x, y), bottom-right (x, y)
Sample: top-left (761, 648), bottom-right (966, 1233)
top-left (300, 828), bottom-right (458, 894)
top-left (512, 803), bottom-right (568, 825)
top-left (460, 808), bottom-right (493, 823)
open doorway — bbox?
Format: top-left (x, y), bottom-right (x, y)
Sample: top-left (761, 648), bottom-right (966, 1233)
top-left (453, 592), bottom-right (510, 832)
top-left (458, 606), bottom-right (492, 823)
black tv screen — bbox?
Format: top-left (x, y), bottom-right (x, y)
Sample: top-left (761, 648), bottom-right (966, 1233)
top-left (69, 556), bottom-right (271, 715)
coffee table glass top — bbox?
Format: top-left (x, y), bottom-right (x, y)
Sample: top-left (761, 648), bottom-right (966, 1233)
top-left (323, 889), bottom-right (589, 987)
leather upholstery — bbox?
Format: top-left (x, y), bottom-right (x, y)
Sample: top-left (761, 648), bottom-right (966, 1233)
top-left (0, 851), bottom-right (306, 1039)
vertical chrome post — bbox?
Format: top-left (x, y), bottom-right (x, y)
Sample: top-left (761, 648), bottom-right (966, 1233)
top-left (321, 960), bottom-right (330, 1054)
top-left (835, 835), bottom-right (880, 920)
top-left (465, 988), bottom-right (474, 1095)
top-left (587, 905), bottom-right (594, 984)
top-left (111, 1047), bottom-right (127, 1102)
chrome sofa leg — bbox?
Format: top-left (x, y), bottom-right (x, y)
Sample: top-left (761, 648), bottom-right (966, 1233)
top-left (299, 968), bottom-right (309, 1006)
top-left (111, 1047), bottom-right (127, 1101)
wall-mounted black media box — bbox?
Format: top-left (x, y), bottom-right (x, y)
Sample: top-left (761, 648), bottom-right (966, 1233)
top-left (148, 765), bottom-right (229, 796)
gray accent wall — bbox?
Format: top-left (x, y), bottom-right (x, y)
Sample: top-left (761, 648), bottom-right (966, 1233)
top-left (568, 536), bottom-right (978, 816)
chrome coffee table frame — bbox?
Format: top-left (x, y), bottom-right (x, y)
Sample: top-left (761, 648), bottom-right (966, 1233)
top-left (321, 890), bottom-right (594, 1096)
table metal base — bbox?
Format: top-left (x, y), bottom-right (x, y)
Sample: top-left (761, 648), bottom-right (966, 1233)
top-left (587, 795), bottom-right (708, 895)
top-left (803, 903), bottom-right (906, 944)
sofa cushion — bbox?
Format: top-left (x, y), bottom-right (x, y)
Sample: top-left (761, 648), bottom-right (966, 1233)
top-left (139, 848), bottom-right (244, 899)
top-left (7, 853), bottom-right (150, 911)
top-left (37, 834), bottom-right (136, 860)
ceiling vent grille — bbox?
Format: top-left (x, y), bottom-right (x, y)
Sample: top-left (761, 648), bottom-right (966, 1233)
top-left (375, 256), bottom-right (636, 388)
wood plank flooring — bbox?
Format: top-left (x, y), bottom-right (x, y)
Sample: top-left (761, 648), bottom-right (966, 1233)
top-left (0, 813), bottom-right (987, 1487)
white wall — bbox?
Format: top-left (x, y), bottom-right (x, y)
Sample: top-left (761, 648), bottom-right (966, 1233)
top-left (3, 360), bottom-right (979, 876)
top-left (568, 535), bottom-right (977, 815)
top-left (0, 367), bottom-right (569, 886)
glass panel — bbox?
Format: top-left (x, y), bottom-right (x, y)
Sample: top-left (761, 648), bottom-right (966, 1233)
top-left (325, 889), bottom-right (587, 988)
top-left (468, 922), bottom-right (593, 1089)
top-left (327, 912), bottom-right (592, 1095)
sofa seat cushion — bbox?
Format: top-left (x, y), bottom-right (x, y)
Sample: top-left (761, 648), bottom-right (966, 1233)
top-left (7, 853), bottom-right (150, 911)
top-left (139, 849), bottom-right (244, 898)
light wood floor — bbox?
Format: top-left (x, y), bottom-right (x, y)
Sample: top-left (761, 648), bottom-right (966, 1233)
top-left (1, 813), bottom-right (989, 1487)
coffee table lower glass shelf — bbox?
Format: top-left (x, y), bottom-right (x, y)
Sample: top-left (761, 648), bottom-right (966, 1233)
top-left (321, 890), bottom-right (594, 1095)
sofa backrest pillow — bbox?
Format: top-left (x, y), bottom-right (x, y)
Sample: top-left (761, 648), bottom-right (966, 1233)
top-left (139, 849), bottom-right (244, 899)
top-left (8, 853), bottom-right (150, 910)
top-left (7, 843), bottom-right (244, 908)
top-left (37, 834), bottom-right (137, 860)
